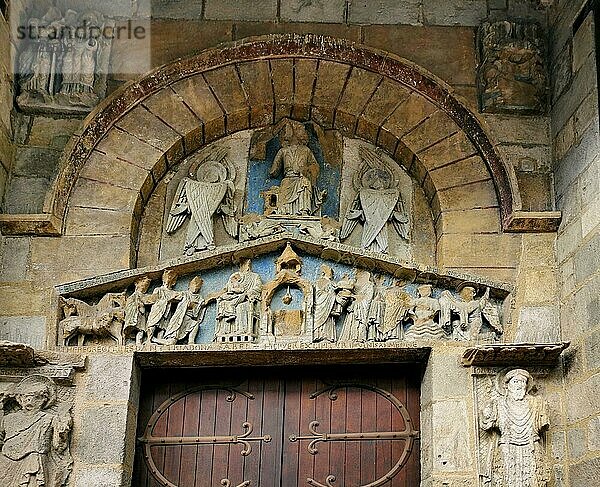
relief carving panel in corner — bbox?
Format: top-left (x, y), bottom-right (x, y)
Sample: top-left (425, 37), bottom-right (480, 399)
top-left (478, 21), bottom-right (548, 114)
top-left (475, 368), bottom-right (551, 487)
top-left (0, 375), bottom-right (73, 487)
top-left (15, 7), bottom-right (114, 115)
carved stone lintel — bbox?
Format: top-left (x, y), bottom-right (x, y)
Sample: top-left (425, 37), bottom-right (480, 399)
top-left (478, 20), bottom-right (548, 114)
top-left (0, 341), bottom-right (36, 367)
top-left (461, 342), bottom-right (570, 367)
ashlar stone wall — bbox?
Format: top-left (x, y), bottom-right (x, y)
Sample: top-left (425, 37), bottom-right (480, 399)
top-left (550, 0), bottom-right (600, 484)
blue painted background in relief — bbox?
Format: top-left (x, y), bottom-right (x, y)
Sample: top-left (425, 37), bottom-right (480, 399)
top-left (244, 124), bottom-right (341, 219)
top-left (148, 251), bottom-right (452, 344)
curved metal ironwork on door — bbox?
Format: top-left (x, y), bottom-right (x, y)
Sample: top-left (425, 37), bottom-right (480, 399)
top-left (289, 383), bottom-right (420, 487)
top-left (139, 386), bottom-right (271, 487)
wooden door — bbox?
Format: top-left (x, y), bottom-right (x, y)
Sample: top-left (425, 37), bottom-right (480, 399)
top-left (134, 365), bottom-right (421, 487)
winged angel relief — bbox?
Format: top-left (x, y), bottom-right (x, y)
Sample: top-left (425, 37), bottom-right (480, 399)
top-left (340, 148), bottom-right (409, 253)
top-left (167, 148), bottom-right (238, 255)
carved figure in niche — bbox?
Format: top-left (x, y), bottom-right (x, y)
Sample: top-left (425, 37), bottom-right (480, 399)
top-left (18, 18), bottom-right (53, 95)
top-left (478, 21), bottom-right (547, 114)
top-left (146, 270), bottom-right (183, 344)
top-left (480, 369), bottom-right (549, 487)
top-left (313, 265), bottom-right (355, 343)
top-left (366, 274), bottom-right (388, 341)
top-left (213, 259), bottom-right (262, 342)
top-left (167, 148), bottom-right (238, 255)
top-left (60, 13), bottom-right (100, 99)
top-left (440, 284), bottom-right (502, 341)
top-left (405, 284), bottom-right (445, 341)
top-left (17, 8), bottom-right (110, 112)
top-left (381, 279), bottom-right (412, 340)
top-left (339, 269), bottom-right (374, 343)
top-left (268, 121), bottom-right (325, 216)
top-left (123, 276), bottom-right (153, 345)
top-left (157, 276), bottom-right (206, 345)
top-left (59, 292), bottom-right (126, 346)
top-left (340, 147), bottom-right (409, 254)
top-left (0, 376), bottom-right (73, 487)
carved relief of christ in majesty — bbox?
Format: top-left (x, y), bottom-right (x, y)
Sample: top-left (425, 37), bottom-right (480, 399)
top-left (269, 122), bottom-right (325, 216)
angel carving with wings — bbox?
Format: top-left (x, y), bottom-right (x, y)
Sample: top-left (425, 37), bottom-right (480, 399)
top-left (340, 148), bottom-right (409, 254)
top-left (166, 148), bottom-right (238, 255)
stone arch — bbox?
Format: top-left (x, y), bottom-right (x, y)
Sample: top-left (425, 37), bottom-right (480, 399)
top-left (48, 34), bottom-right (531, 272)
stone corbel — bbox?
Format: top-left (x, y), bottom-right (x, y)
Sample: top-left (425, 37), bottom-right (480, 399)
top-left (461, 342), bottom-right (569, 367)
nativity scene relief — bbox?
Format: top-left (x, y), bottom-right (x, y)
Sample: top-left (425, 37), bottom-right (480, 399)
top-left (56, 244), bottom-right (506, 349)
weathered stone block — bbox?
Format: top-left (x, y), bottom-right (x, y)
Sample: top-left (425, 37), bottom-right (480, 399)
top-left (585, 328), bottom-right (600, 372)
top-left (484, 114), bottom-right (550, 146)
top-left (14, 147), bottom-right (61, 179)
top-left (419, 131), bottom-right (477, 170)
top-left (281, 0), bottom-right (346, 23)
top-left (203, 66), bottom-right (249, 134)
top-left (270, 59), bottom-right (294, 122)
top-left (335, 68), bottom-right (381, 134)
top-left (0, 316), bottom-right (46, 348)
top-left (4, 176), bottom-right (50, 214)
top-left (588, 416), bottom-right (600, 451)
top-left (348, 0), bottom-right (421, 25)
top-left (432, 400), bottom-right (474, 472)
top-left (116, 105), bottom-right (183, 163)
top-left (437, 208), bottom-right (501, 235)
top-left (85, 355), bottom-right (135, 403)
top-left (78, 404), bottom-right (130, 465)
top-left (573, 12), bottom-right (595, 73)
top-left (381, 93), bottom-right (436, 144)
top-left (149, 19), bottom-right (233, 67)
top-left (292, 59), bottom-right (318, 121)
top-left (437, 179), bottom-right (498, 211)
top-left (70, 178), bottom-right (139, 213)
top-left (515, 306), bottom-right (561, 343)
top-left (552, 42), bottom-right (572, 102)
top-left (312, 61), bottom-right (351, 127)
top-left (429, 156), bottom-right (489, 191)
top-left (556, 219), bottom-right (581, 263)
top-left (238, 61), bottom-right (275, 128)
top-left (151, 0), bottom-right (204, 18)
top-left (0, 282), bottom-right (48, 316)
top-left (423, 0), bottom-right (487, 26)
top-left (573, 231), bottom-right (600, 284)
top-left (582, 194), bottom-right (600, 240)
top-left (233, 20), bottom-right (361, 43)
top-left (28, 117), bottom-right (81, 149)
top-left (65, 207), bottom-right (132, 237)
top-left (438, 232), bottom-right (521, 268)
top-left (569, 457), bottom-right (600, 485)
top-left (171, 75), bottom-right (226, 142)
top-left (204, 0), bottom-right (277, 21)
top-left (566, 373), bottom-right (600, 422)
top-left (363, 25), bottom-right (478, 85)
top-left (403, 111), bottom-right (460, 154)
top-left (0, 237), bottom-right (30, 281)
top-left (74, 466), bottom-right (125, 487)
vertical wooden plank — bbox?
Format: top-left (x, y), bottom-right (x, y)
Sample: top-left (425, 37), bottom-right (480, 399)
top-left (360, 386), bottom-right (377, 485)
top-left (344, 385), bottom-right (361, 485)
top-left (405, 367), bottom-right (421, 486)
top-left (281, 375), bottom-right (301, 487)
top-left (149, 380), bottom-right (171, 487)
top-left (211, 388), bottom-right (233, 486)
top-left (260, 374), bottom-right (284, 487)
top-left (196, 389), bottom-right (217, 487)
top-left (375, 376), bottom-right (393, 483)
top-left (329, 383), bottom-right (347, 485)
top-left (227, 380), bottom-right (249, 486)
top-left (297, 377), bottom-right (318, 485)
top-left (178, 392), bottom-right (201, 487)
top-left (311, 378), bottom-right (332, 485)
top-left (243, 378), bottom-right (265, 486)
top-left (391, 373), bottom-right (408, 487)
top-left (162, 392), bottom-right (185, 485)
